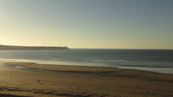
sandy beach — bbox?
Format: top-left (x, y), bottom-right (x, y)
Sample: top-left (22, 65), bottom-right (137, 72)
top-left (0, 62), bottom-right (173, 97)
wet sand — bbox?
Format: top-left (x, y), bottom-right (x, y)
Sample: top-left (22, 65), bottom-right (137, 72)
top-left (0, 62), bottom-right (173, 97)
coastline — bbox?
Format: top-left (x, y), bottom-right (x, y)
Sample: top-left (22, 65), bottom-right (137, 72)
top-left (0, 49), bottom-right (173, 75)
top-left (1, 58), bottom-right (173, 75)
top-left (0, 62), bottom-right (173, 97)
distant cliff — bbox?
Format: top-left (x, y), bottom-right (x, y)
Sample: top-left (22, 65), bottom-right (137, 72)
top-left (0, 45), bottom-right (69, 50)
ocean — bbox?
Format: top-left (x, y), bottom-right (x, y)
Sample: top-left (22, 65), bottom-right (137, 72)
top-left (0, 49), bottom-right (173, 74)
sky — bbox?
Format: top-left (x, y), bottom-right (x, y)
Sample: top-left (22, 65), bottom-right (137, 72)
top-left (0, 0), bottom-right (173, 49)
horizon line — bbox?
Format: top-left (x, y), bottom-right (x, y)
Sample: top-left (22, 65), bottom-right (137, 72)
top-left (0, 44), bottom-right (172, 50)
top-left (70, 48), bottom-right (173, 50)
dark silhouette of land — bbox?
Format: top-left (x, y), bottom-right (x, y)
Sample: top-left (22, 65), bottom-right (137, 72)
top-left (0, 45), bottom-right (69, 50)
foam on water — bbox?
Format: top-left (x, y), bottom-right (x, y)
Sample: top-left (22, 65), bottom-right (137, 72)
top-left (0, 49), bottom-right (173, 74)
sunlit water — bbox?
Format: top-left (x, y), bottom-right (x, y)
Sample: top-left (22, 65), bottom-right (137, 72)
top-left (0, 49), bottom-right (173, 74)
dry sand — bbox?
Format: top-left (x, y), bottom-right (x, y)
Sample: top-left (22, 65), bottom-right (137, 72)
top-left (0, 62), bottom-right (173, 97)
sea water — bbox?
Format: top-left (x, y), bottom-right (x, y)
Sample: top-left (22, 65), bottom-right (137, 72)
top-left (0, 49), bottom-right (173, 74)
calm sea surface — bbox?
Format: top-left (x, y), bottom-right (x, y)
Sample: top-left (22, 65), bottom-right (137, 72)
top-left (0, 49), bottom-right (173, 74)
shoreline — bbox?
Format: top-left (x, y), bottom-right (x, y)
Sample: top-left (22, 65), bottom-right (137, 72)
top-left (3, 62), bottom-right (173, 80)
top-left (1, 60), bottom-right (173, 75)
top-left (0, 62), bottom-right (173, 97)
top-left (1, 62), bottom-right (169, 74)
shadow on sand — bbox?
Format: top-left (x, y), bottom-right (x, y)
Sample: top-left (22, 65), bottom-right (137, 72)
top-left (0, 93), bottom-right (31, 97)
top-left (0, 86), bottom-right (110, 97)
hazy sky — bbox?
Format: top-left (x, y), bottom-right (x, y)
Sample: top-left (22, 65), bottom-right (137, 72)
top-left (0, 0), bottom-right (173, 49)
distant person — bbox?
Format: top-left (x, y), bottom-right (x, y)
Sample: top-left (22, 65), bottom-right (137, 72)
top-left (38, 80), bottom-right (40, 84)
